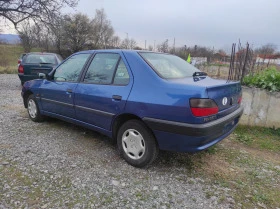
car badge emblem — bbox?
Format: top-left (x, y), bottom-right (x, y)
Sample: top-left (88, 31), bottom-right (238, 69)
top-left (222, 97), bottom-right (227, 106)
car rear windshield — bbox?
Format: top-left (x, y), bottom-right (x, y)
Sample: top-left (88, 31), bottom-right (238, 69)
top-left (24, 54), bottom-right (58, 65)
top-left (139, 52), bottom-right (199, 79)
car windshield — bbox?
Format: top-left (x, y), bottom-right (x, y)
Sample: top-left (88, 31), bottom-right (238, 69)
top-left (24, 54), bottom-right (58, 65)
top-left (139, 52), bottom-right (199, 79)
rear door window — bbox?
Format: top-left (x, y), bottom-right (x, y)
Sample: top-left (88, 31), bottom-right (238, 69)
top-left (83, 53), bottom-right (130, 85)
top-left (83, 53), bottom-right (120, 84)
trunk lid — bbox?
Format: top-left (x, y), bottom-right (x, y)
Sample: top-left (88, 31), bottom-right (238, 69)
top-left (206, 81), bottom-right (241, 112)
top-left (169, 76), bottom-right (242, 117)
top-left (23, 63), bottom-right (54, 75)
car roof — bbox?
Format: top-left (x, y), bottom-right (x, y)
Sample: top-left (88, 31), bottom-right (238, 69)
top-left (25, 52), bottom-right (59, 56)
top-left (74, 49), bottom-right (158, 55)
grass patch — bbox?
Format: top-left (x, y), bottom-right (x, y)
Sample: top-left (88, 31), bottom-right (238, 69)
top-left (0, 44), bottom-right (41, 74)
top-left (167, 125), bottom-right (280, 208)
top-left (0, 65), bottom-right (18, 74)
top-left (232, 125), bottom-right (280, 152)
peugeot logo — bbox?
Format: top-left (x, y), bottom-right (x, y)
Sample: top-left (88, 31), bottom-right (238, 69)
top-left (222, 97), bottom-right (228, 106)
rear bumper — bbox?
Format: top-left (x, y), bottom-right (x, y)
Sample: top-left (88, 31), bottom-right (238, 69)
top-left (143, 106), bottom-right (244, 152)
top-left (18, 74), bottom-right (38, 83)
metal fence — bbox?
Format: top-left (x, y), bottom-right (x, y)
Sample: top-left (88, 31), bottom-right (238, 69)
top-left (227, 41), bottom-right (255, 83)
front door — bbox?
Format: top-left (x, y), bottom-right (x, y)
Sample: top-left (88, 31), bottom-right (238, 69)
top-left (40, 53), bottom-right (91, 118)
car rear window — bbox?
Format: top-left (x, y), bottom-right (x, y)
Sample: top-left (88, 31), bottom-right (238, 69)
top-left (139, 52), bottom-right (198, 79)
top-left (24, 54), bottom-right (58, 65)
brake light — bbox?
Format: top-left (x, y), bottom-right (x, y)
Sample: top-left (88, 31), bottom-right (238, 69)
top-left (238, 97), bottom-right (242, 104)
top-left (18, 65), bottom-right (24, 73)
top-left (190, 98), bottom-right (219, 117)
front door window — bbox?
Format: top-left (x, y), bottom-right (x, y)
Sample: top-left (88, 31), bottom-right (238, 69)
top-left (54, 53), bottom-right (90, 82)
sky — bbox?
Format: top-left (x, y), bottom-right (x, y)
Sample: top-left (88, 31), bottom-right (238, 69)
top-left (2, 0), bottom-right (280, 52)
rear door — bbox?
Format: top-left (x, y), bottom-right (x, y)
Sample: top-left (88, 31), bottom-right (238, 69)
top-left (40, 53), bottom-right (91, 118)
top-left (74, 52), bottom-right (133, 130)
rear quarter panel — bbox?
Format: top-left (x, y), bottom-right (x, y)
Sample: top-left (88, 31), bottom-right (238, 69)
top-left (123, 52), bottom-right (208, 124)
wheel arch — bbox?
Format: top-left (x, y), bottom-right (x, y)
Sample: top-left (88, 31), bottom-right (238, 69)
top-left (23, 90), bottom-right (34, 108)
top-left (112, 113), bottom-right (157, 144)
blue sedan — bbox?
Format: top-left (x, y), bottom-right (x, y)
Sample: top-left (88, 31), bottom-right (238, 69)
top-left (21, 50), bottom-right (243, 167)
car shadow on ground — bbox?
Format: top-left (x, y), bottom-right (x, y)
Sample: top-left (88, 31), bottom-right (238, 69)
top-left (42, 117), bottom-right (207, 170)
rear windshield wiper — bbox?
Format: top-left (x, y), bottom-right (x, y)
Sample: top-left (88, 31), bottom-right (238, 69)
top-left (40, 62), bottom-right (54, 64)
top-left (193, 72), bottom-right (207, 77)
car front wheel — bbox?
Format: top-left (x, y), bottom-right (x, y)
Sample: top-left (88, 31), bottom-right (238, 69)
top-left (27, 95), bottom-right (44, 122)
top-left (117, 120), bottom-right (158, 168)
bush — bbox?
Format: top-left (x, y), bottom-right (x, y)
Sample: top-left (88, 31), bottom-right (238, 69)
top-left (242, 67), bottom-right (280, 92)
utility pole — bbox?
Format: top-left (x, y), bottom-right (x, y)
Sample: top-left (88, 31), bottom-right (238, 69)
top-left (173, 37), bottom-right (175, 54)
top-left (145, 40), bottom-right (146, 50)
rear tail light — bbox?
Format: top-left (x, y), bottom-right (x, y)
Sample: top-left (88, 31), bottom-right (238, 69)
top-left (238, 96), bottom-right (242, 104)
top-left (190, 98), bottom-right (219, 117)
top-left (18, 65), bottom-right (24, 74)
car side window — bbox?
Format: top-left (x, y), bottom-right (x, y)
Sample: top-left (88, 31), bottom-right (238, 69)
top-left (83, 53), bottom-right (120, 84)
top-left (113, 59), bottom-right (130, 85)
top-left (54, 53), bottom-right (90, 82)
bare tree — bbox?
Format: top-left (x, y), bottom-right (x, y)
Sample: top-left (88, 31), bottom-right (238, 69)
top-left (120, 38), bottom-right (137, 49)
top-left (18, 21), bottom-right (38, 52)
top-left (0, 0), bottom-right (78, 29)
top-left (157, 39), bottom-right (169, 53)
top-left (108, 36), bottom-right (121, 48)
top-left (61, 13), bottom-right (93, 53)
top-left (91, 9), bottom-right (114, 49)
top-left (47, 15), bottom-right (64, 55)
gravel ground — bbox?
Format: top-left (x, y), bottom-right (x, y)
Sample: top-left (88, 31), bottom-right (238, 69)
top-left (0, 74), bottom-right (233, 209)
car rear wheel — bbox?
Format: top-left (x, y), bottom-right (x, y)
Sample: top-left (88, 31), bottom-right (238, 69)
top-left (117, 120), bottom-right (158, 168)
top-left (27, 95), bottom-right (44, 122)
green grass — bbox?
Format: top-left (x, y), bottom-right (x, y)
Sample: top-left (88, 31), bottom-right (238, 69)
top-left (232, 125), bottom-right (280, 152)
top-left (0, 44), bottom-right (41, 74)
top-left (160, 125), bottom-right (280, 208)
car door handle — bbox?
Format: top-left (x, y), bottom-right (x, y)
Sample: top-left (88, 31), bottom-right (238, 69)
top-left (66, 89), bottom-right (73, 93)
top-left (112, 95), bottom-right (122, 100)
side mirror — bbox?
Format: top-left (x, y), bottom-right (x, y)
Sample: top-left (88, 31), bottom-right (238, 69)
top-left (38, 73), bottom-right (46, 79)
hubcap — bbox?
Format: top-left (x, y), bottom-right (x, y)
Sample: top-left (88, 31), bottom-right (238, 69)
top-left (122, 129), bottom-right (145, 160)
top-left (28, 99), bottom-right (37, 118)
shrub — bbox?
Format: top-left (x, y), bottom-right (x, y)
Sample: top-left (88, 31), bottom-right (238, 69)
top-left (242, 67), bottom-right (280, 92)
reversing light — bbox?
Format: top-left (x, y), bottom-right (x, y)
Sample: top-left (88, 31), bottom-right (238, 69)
top-left (190, 98), bottom-right (219, 117)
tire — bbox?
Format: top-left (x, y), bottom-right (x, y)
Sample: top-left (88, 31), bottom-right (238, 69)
top-left (117, 120), bottom-right (159, 168)
top-left (27, 94), bottom-right (44, 122)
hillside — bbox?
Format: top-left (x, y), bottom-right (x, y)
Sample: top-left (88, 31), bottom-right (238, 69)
top-left (0, 34), bottom-right (20, 44)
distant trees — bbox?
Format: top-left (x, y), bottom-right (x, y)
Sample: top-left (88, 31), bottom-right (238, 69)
top-left (60, 13), bottom-right (93, 53)
top-left (18, 21), bottom-right (37, 52)
top-left (157, 39), bottom-right (169, 53)
top-left (254, 43), bottom-right (277, 55)
top-left (16, 9), bottom-right (123, 55)
top-left (120, 38), bottom-right (137, 49)
top-left (91, 9), bottom-right (114, 49)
